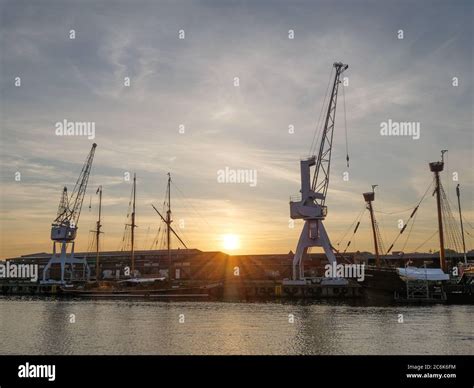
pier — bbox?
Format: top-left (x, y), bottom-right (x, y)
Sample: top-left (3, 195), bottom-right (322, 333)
top-left (2, 248), bottom-right (471, 300)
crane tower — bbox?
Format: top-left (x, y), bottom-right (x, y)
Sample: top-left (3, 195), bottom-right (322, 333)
top-left (290, 62), bottom-right (348, 280)
top-left (42, 143), bottom-right (97, 284)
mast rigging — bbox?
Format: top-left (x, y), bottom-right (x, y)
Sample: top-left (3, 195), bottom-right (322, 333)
top-left (151, 173), bottom-right (188, 281)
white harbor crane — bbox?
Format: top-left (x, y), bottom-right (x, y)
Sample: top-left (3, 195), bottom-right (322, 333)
top-left (289, 62), bottom-right (348, 281)
top-left (42, 143), bottom-right (97, 284)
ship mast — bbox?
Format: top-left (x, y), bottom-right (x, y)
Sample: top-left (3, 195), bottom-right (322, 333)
top-left (95, 186), bottom-right (103, 280)
top-left (131, 174), bottom-right (137, 276)
top-left (456, 184), bottom-right (468, 265)
top-left (363, 185), bottom-right (380, 267)
top-left (167, 173), bottom-right (172, 280)
top-left (151, 173), bottom-right (188, 281)
top-left (429, 151), bottom-right (446, 272)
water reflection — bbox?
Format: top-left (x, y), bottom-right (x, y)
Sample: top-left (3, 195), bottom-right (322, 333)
top-left (0, 297), bottom-right (472, 355)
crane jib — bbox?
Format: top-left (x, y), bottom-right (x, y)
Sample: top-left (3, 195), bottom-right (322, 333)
top-left (51, 143), bottom-right (97, 237)
top-left (312, 62), bottom-right (349, 207)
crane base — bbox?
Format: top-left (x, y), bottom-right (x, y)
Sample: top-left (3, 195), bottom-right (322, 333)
top-left (42, 241), bottom-right (90, 284)
top-left (292, 219), bottom-right (337, 280)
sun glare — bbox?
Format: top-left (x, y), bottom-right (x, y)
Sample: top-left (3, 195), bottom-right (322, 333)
top-left (222, 234), bottom-right (240, 251)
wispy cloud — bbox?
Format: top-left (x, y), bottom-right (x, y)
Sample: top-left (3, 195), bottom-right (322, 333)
top-left (0, 0), bottom-right (472, 258)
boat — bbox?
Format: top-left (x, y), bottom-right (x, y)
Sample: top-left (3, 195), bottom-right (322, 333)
top-left (445, 266), bottom-right (474, 304)
top-left (359, 153), bottom-right (474, 304)
top-left (63, 172), bottom-right (225, 299)
top-left (59, 280), bottom-right (224, 299)
top-left (397, 267), bottom-right (450, 281)
top-left (362, 266), bottom-right (405, 295)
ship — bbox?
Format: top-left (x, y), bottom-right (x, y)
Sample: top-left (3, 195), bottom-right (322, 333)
top-left (358, 154), bottom-right (473, 304)
top-left (59, 278), bottom-right (223, 299)
top-left (56, 171), bottom-right (227, 298)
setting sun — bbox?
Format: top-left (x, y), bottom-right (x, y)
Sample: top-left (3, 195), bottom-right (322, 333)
top-left (222, 234), bottom-right (240, 251)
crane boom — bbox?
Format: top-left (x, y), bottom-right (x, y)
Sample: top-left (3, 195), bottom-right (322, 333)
top-left (312, 62), bottom-right (348, 206)
top-left (55, 186), bottom-right (69, 224)
top-left (51, 143), bottom-right (97, 241)
top-left (68, 143), bottom-right (97, 227)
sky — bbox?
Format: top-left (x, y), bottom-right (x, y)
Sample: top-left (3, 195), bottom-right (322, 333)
top-left (0, 0), bottom-right (472, 259)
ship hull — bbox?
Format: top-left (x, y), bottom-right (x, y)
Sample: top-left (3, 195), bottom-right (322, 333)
top-left (361, 267), bottom-right (405, 295)
top-left (58, 282), bottom-right (224, 299)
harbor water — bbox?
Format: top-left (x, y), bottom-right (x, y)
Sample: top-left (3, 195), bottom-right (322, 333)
top-left (0, 297), bottom-right (472, 355)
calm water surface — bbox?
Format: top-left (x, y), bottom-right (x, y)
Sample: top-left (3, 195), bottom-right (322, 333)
top-left (0, 297), bottom-right (472, 355)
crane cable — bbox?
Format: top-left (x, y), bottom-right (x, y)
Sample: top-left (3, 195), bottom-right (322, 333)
top-left (309, 67), bottom-right (334, 156)
top-left (342, 83), bottom-right (349, 168)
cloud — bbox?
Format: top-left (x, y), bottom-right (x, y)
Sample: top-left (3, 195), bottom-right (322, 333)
top-left (0, 0), bottom-right (472, 258)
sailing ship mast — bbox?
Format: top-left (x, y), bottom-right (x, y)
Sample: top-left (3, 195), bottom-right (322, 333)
top-left (95, 186), bottom-right (103, 280)
top-left (363, 185), bottom-right (381, 267)
top-left (456, 184), bottom-right (468, 265)
top-left (166, 173), bottom-right (172, 280)
top-left (131, 174), bottom-right (137, 275)
top-left (429, 152), bottom-right (446, 272)
top-left (151, 173), bottom-right (188, 280)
